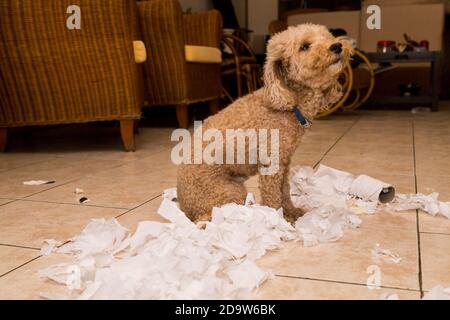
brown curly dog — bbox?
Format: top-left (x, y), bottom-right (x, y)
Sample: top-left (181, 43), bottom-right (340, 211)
top-left (177, 24), bottom-right (352, 222)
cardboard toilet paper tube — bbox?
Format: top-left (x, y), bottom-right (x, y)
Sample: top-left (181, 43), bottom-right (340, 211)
top-left (349, 175), bottom-right (395, 203)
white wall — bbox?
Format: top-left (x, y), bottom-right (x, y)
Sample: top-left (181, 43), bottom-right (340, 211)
top-left (232, 0), bottom-right (247, 28)
top-left (178, 0), bottom-right (278, 54)
top-left (248, 0), bottom-right (278, 54)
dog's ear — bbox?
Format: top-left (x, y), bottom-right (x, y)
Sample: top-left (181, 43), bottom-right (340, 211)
top-left (263, 43), bottom-right (296, 111)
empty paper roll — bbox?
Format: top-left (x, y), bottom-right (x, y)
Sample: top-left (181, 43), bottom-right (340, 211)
top-left (349, 175), bottom-right (395, 203)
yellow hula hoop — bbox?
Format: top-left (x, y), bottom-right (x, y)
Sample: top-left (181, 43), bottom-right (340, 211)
top-left (341, 88), bottom-right (361, 111)
top-left (342, 50), bottom-right (375, 112)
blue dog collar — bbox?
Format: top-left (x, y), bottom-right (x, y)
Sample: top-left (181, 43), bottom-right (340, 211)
top-left (293, 107), bottom-right (312, 128)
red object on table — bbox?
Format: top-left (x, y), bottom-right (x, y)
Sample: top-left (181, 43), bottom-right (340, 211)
top-left (377, 40), bottom-right (396, 53)
top-left (420, 40), bottom-right (429, 50)
top-left (377, 40), bottom-right (396, 46)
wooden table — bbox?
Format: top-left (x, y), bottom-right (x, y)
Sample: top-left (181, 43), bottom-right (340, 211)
top-left (365, 51), bottom-right (441, 111)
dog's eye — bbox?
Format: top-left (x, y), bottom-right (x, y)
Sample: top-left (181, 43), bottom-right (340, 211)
top-left (300, 43), bottom-right (311, 51)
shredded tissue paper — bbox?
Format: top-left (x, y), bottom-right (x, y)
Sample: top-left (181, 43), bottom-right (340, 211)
top-left (39, 165), bottom-right (450, 300)
top-left (23, 180), bottom-right (55, 186)
top-left (39, 190), bottom-right (296, 299)
top-left (290, 165), bottom-right (395, 214)
top-left (392, 193), bottom-right (450, 219)
top-left (371, 243), bottom-right (402, 264)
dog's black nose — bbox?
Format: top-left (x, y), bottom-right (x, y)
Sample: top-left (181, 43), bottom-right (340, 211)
top-left (329, 42), bottom-right (343, 54)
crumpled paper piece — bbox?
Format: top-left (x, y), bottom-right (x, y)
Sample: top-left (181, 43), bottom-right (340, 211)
top-left (371, 243), bottom-right (402, 264)
top-left (74, 188), bottom-right (84, 195)
top-left (56, 218), bottom-right (129, 261)
top-left (39, 190), bottom-right (296, 300)
top-left (295, 206), bottom-right (361, 247)
top-left (163, 187), bottom-right (177, 201)
top-left (40, 240), bottom-right (63, 256)
top-left (291, 165), bottom-right (353, 210)
top-left (392, 193), bottom-right (450, 219)
top-left (23, 180), bottom-right (55, 186)
top-left (380, 293), bottom-right (400, 300)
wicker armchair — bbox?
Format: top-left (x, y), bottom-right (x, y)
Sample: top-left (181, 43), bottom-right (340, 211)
top-left (0, 0), bottom-right (145, 152)
top-left (138, 0), bottom-right (223, 128)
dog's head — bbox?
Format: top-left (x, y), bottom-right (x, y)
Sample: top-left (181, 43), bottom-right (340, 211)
top-left (263, 24), bottom-right (353, 114)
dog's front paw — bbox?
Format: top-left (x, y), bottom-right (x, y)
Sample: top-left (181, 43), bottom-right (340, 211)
top-left (283, 207), bottom-right (306, 224)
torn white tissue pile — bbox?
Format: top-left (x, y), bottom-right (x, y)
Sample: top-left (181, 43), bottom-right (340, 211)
top-left (290, 165), bottom-right (381, 214)
top-left (371, 243), bottom-right (402, 264)
top-left (39, 166), bottom-right (450, 300)
top-left (290, 165), bottom-right (353, 210)
top-left (39, 189), bottom-right (297, 300)
top-left (295, 206), bottom-right (361, 247)
top-left (289, 165), bottom-right (436, 219)
top-left (392, 193), bottom-right (450, 219)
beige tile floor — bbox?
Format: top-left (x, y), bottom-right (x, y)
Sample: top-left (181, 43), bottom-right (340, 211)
top-left (1, 104), bottom-right (450, 300)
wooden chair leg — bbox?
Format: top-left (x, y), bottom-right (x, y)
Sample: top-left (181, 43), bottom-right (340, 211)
top-left (0, 128), bottom-right (7, 152)
top-left (120, 120), bottom-right (136, 152)
top-left (208, 98), bottom-right (220, 115)
top-left (176, 104), bottom-right (189, 129)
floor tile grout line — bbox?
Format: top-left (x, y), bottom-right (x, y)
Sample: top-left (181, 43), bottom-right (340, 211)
top-left (18, 198), bottom-right (131, 211)
top-left (1, 149), bottom-right (136, 183)
top-left (419, 231), bottom-right (450, 236)
top-left (412, 115), bottom-right (424, 298)
top-left (20, 178), bottom-right (83, 200)
top-left (0, 195), bottom-right (163, 280)
top-left (0, 256), bottom-right (42, 279)
top-left (275, 274), bottom-right (421, 293)
top-left (8, 157), bottom-right (146, 202)
top-left (1, 117), bottom-right (442, 294)
top-left (0, 199), bottom-right (16, 207)
top-left (306, 114), bottom-right (422, 296)
top-left (51, 146), bottom-right (173, 166)
top-left (313, 116), bottom-right (361, 169)
top-left (110, 147), bottom-right (172, 163)
top-left (8, 148), bottom-right (174, 203)
top-left (0, 243), bottom-right (40, 251)
top-left (0, 194), bottom-right (164, 280)
top-left (0, 158), bottom-right (54, 175)
top-left (114, 194), bottom-right (163, 219)
top-left (80, 159), bottom-right (154, 178)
